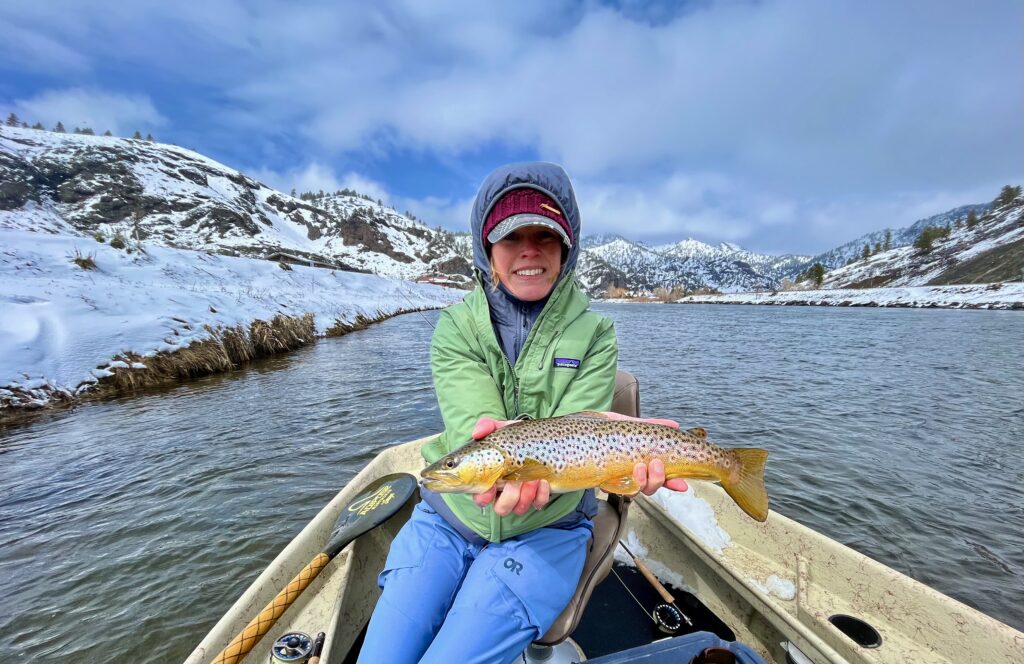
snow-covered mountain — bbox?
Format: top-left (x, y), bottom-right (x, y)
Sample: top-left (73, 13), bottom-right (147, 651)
top-left (577, 236), bottom-right (810, 294)
top-left (0, 126), bottom-right (472, 282)
top-left (822, 191), bottom-right (1023, 288)
top-left (4, 125), bottom-right (1017, 298)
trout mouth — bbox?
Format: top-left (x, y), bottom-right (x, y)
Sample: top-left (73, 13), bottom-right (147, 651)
top-left (419, 468), bottom-right (463, 492)
top-left (420, 453), bottom-right (502, 493)
top-left (420, 458), bottom-right (473, 492)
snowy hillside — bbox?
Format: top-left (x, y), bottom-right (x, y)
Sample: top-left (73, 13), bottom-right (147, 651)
top-left (823, 191), bottom-right (1023, 289)
top-left (0, 125), bottom-right (471, 281)
top-left (0, 228), bottom-right (461, 411)
top-left (810, 204), bottom-right (990, 269)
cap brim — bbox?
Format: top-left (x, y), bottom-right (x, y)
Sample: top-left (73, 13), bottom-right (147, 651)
top-left (486, 214), bottom-right (572, 248)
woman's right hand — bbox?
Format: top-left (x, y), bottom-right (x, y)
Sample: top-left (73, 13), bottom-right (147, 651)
top-left (470, 417), bottom-right (552, 515)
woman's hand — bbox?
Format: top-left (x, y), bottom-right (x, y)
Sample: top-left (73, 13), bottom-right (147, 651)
top-left (597, 413), bottom-right (690, 494)
top-left (469, 413), bottom-right (688, 510)
top-left (471, 417), bottom-right (551, 514)
top-left (633, 458), bottom-right (689, 495)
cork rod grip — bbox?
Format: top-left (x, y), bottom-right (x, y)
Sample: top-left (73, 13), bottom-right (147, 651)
top-left (212, 552), bottom-right (331, 664)
top-left (634, 558), bottom-right (675, 604)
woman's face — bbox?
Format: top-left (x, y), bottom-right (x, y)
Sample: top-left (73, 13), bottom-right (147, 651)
top-left (490, 226), bottom-right (563, 301)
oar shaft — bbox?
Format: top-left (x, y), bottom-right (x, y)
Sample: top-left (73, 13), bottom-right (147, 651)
top-left (212, 552), bottom-right (331, 664)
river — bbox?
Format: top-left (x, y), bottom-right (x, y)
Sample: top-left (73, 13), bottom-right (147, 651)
top-left (1, 303), bottom-right (1021, 661)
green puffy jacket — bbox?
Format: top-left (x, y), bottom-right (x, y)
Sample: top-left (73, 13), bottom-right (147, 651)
top-left (422, 275), bottom-right (618, 542)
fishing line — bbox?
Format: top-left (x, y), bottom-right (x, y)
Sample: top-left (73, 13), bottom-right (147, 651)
top-left (610, 565), bottom-right (660, 627)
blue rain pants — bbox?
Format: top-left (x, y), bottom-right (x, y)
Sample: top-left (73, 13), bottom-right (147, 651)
top-left (357, 501), bottom-right (592, 664)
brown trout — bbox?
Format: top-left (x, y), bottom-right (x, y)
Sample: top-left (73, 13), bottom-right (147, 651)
top-left (421, 412), bottom-right (770, 522)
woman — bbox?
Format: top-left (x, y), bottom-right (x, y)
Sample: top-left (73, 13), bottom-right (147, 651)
top-left (358, 162), bottom-right (687, 664)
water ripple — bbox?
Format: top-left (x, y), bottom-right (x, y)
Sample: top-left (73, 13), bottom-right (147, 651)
top-left (0, 305), bottom-right (1021, 662)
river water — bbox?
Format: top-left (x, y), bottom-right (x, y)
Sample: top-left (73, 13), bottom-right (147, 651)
top-left (1, 303), bottom-right (1021, 661)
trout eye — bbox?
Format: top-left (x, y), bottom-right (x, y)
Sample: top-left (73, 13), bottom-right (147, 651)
top-left (443, 458), bottom-right (457, 469)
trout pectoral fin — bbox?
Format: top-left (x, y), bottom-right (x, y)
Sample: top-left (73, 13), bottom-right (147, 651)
top-left (600, 475), bottom-right (640, 495)
top-left (503, 458), bottom-right (550, 482)
top-left (685, 427), bottom-right (708, 438)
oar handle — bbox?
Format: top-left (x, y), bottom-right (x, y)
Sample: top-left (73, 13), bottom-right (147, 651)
top-left (212, 552), bottom-right (331, 664)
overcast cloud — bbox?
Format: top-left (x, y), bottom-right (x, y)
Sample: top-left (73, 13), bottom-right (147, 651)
top-left (1, 0), bottom-right (1021, 254)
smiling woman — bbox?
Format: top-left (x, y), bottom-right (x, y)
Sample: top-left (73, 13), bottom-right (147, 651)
top-left (489, 226), bottom-right (563, 300)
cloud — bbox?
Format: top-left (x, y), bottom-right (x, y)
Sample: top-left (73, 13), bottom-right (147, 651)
top-left (12, 88), bottom-right (166, 136)
top-left (0, 25), bottom-right (91, 74)
top-left (3, 1), bottom-right (1022, 253)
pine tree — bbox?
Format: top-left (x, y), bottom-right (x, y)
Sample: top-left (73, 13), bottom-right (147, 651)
top-left (103, 130), bottom-right (112, 136)
top-left (883, 229), bottom-right (892, 251)
top-left (966, 209), bottom-right (979, 229)
top-left (132, 130), bottom-right (142, 140)
top-left (995, 185), bottom-right (1020, 208)
top-left (914, 227), bottom-right (947, 253)
top-left (53, 122), bottom-right (66, 133)
top-left (81, 127), bottom-right (95, 135)
top-left (32, 122), bottom-right (44, 130)
top-left (955, 217), bottom-right (963, 229)
top-left (20, 121), bottom-right (28, 128)
top-left (5, 112), bottom-right (20, 127)
top-left (145, 133), bottom-right (154, 142)
top-left (811, 262), bottom-right (826, 287)
top-left (862, 244), bottom-right (870, 259)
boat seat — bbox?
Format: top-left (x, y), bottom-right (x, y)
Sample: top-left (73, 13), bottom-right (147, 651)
top-left (534, 370), bottom-right (639, 647)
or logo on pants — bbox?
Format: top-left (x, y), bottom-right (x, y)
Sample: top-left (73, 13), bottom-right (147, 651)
top-left (504, 557), bottom-right (524, 575)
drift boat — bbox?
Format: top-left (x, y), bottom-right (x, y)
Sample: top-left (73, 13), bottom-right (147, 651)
top-left (187, 374), bottom-right (1023, 664)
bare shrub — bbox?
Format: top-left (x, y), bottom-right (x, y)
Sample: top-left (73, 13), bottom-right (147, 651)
top-left (604, 285), bottom-right (629, 299)
top-left (71, 248), bottom-right (97, 270)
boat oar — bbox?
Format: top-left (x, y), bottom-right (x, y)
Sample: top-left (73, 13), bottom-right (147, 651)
top-left (212, 473), bottom-right (418, 664)
top-left (617, 540), bottom-right (693, 630)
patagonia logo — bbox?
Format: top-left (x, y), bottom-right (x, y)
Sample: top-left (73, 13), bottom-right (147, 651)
top-left (553, 357), bottom-right (581, 369)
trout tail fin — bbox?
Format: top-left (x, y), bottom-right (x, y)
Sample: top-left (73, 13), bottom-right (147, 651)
top-left (722, 448), bottom-right (770, 522)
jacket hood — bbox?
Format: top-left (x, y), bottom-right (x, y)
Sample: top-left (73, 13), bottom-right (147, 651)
top-left (470, 162), bottom-right (582, 287)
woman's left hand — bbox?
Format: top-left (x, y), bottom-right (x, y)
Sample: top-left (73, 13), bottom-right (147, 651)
top-left (602, 412), bottom-right (690, 495)
top-left (633, 458), bottom-right (689, 495)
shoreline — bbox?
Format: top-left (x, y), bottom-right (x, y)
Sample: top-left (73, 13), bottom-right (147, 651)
top-left (671, 282), bottom-right (1024, 310)
top-left (1, 229), bottom-right (462, 422)
top-left (0, 307), bottom-right (438, 424)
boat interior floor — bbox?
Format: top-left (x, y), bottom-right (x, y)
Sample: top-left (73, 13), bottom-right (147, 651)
top-left (342, 563), bottom-right (734, 663)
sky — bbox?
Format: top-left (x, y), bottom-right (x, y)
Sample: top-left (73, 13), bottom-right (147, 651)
top-left (1, 0), bottom-right (1022, 255)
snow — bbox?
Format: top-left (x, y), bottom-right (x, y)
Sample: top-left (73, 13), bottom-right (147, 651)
top-left (0, 229), bottom-right (462, 409)
top-left (749, 574), bottom-right (796, 601)
top-left (676, 282), bottom-right (1024, 309)
top-left (612, 486), bottom-right (733, 591)
top-left (650, 486), bottom-right (733, 555)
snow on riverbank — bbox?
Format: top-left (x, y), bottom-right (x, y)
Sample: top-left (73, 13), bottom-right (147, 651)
top-left (675, 282), bottom-right (1024, 309)
top-left (1, 229), bottom-right (463, 410)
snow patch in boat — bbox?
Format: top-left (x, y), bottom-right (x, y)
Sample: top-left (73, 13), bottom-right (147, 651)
top-left (650, 486), bottom-right (732, 554)
top-left (613, 530), bottom-right (691, 592)
top-left (749, 574), bottom-right (796, 600)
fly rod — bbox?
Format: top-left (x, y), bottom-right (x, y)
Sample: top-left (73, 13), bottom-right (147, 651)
top-left (618, 539), bottom-right (693, 631)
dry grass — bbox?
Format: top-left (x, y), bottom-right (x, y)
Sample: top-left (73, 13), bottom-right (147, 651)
top-left (71, 248), bottom-right (98, 270)
top-left (101, 313), bottom-right (317, 392)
